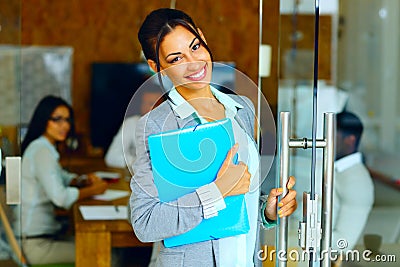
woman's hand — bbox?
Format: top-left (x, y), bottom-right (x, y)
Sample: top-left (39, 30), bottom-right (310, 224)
top-left (85, 173), bottom-right (102, 185)
top-left (73, 173), bottom-right (102, 187)
top-left (214, 144), bottom-right (251, 197)
top-left (78, 176), bottom-right (108, 200)
top-left (264, 176), bottom-right (297, 221)
top-left (87, 177), bottom-right (108, 195)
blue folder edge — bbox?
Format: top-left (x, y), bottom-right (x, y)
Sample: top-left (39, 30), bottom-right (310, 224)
top-left (164, 195), bottom-right (249, 247)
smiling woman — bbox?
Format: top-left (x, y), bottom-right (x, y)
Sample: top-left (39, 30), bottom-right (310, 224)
top-left (45, 106), bottom-right (72, 144)
top-left (129, 8), bottom-right (298, 267)
top-left (20, 96), bottom-right (76, 155)
top-left (14, 95), bottom-right (108, 265)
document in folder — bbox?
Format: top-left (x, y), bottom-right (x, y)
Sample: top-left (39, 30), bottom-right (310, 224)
top-left (148, 118), bottom-right (249, 247)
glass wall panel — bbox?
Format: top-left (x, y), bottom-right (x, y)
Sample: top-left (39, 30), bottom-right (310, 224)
top-left (0, 0), bottom-right (23, 265)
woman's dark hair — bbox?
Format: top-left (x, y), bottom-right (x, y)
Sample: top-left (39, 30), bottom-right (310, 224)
top-left (21, 95), bottom-right (75, 155)
top-left (138, 8), bottom-right (214, 91)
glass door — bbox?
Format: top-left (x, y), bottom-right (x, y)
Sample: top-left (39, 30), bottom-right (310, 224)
top-left (0, 0), bottom-right (23, 265)
top-left (336, 1), bottom-right (400, 262)
top-left (277, 0), bottom-right (340, 219)
top-left (270, 0), bottom-right (400, 266)
top-left (275, 2), bottom-right (336, 266)
top-left (337, 0), bottom-right (400, 176)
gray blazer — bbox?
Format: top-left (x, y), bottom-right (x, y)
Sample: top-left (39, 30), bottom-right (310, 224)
top-left (129, 94), bottom-right (264, 267)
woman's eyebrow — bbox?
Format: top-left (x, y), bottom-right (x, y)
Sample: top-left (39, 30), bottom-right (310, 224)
top-left (165, 37), bottom-right (198, 59)
top-left (189, 37), bottom-right (197, 48)
top-left (166, 52), bottom-right (180, 59)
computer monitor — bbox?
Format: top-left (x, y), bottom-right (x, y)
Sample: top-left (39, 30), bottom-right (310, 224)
top-left (90, 63), bottom-right (152, 151)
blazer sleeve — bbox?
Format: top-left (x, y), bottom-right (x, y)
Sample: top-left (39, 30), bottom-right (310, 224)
top-left (129, 114), bottom-right (204, 243)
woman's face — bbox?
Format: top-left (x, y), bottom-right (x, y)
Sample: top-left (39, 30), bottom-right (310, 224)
top-left (152, 25), bottom-right (212, 91)
top-left (44, 105), bottom-right (71, 144)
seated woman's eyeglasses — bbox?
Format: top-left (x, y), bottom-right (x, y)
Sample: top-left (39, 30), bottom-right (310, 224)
top-left (49, 116), bottom-right (72, 124)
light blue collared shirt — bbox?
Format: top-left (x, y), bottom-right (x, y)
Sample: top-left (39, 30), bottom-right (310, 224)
top-left (168, 86), bottom-right (243, 124)
top-left (15, 136), bottom-right (79, 236)
top-left (169, 86), bottom-right (260, 266)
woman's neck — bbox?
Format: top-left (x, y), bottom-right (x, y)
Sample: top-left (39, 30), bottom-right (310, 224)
top-left (43, 134), bottom-right (56, 145)
top-left (176, 85), bottom-right (214, 101)
top-left (176, 85), bottom-right (225, 121)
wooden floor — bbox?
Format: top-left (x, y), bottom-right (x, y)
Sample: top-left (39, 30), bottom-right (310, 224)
top-left (0, 259), bottom-right (18, 267)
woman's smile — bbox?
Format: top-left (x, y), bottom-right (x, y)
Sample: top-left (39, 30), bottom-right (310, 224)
top-left (185, 65), bottom-right (207, 81)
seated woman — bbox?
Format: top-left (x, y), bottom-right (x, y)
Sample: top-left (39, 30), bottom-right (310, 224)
top-left (15, 95), bottom-right (108, 265)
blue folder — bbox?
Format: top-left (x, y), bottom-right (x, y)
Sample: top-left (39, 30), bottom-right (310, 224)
top-left (148, 118), bottom-right (250, 247)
